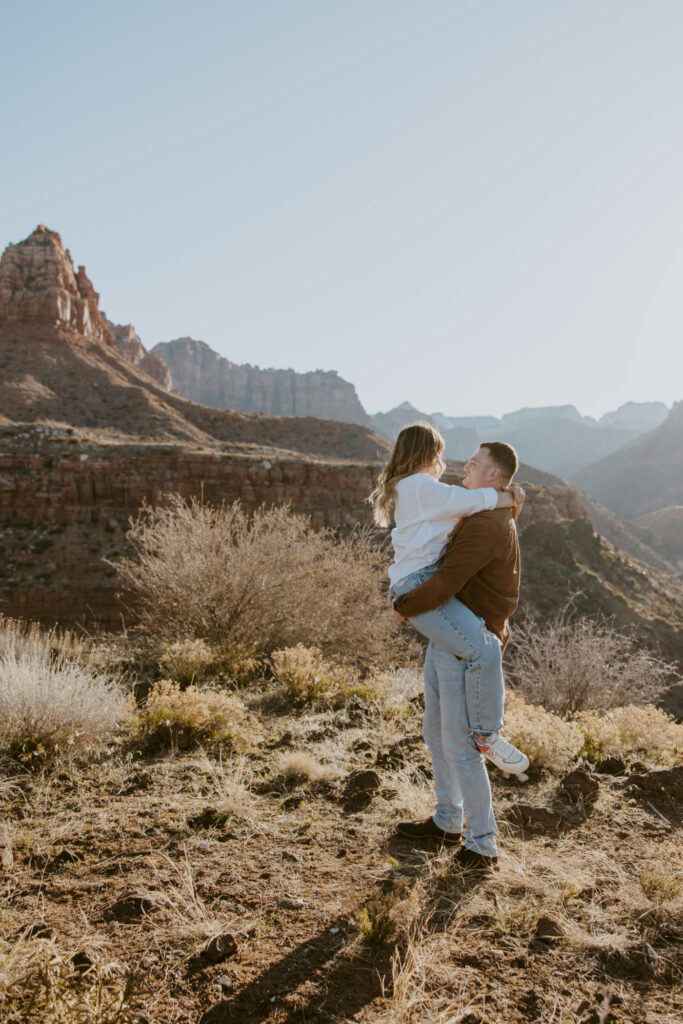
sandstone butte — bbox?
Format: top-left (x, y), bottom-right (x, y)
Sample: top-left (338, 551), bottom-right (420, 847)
top-left (0, 224), bottom-right (682, 690)
top-left (152, 337), bottom-right (371, 424)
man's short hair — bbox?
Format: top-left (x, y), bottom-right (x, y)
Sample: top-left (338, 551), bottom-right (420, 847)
top-left (479, 441), bottom-right (519, 482)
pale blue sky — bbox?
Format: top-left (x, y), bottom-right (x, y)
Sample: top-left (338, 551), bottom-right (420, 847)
top-left (2, 1), bottom-right (682, 418)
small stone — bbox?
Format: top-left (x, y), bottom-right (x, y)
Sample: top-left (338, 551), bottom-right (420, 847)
top-left (505, 803), bottom-right (563, 834)
top-left (278, 894), bottom-right (305, 910)
top-left (103, 893), bottom-right (154, 923)
top-left (595, 756), bottom-right (626, 775)
top-left (535, 915), bottom-right (564, 941)
top-left (217, 975), bottom-right (233, 996)
top-left (560, 769), bottom-right (600, 804)
top-left (342, 769), bottom-right (381, 811)
top-left (204, 933), bottom-right (238, 964)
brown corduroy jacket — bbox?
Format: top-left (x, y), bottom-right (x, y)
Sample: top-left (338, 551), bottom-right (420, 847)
top-left (393, 507), bottom-right (520, 649)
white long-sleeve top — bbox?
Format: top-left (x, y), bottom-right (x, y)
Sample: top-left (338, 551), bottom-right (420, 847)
top-left (388, 473), bottom-right (498, 587)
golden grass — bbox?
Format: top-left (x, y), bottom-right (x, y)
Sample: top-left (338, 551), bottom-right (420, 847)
top-left (133, 678), bottom-right (255, 751)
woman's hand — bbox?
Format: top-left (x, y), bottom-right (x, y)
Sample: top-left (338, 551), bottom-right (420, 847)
top-left (508, 484), bottom-right (526, 520)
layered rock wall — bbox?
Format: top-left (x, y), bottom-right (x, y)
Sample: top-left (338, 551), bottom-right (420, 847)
top-left (0, 437), bottom-right (589, 626)
top-left (152, 337), bottom-right (371, 425)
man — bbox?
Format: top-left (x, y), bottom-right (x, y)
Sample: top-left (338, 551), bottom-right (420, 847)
top-left (392, 441), bottom-right (523, 871)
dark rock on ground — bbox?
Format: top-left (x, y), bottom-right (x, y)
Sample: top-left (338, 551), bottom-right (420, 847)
top-left (560, 768), bottom-right (600, 804)
top-left (595, 756), bottom-right (627, 776)
top-left (342, 769), bottom-right (381, 811)
top-left (504, 803), bottom-right (564, 834)
top-left (103, 893), bottom-right (154, 923)
top-left (628, 766), bottom-right (683, 801)
top-left (203, 933), bottom-right (238, 964)
top-left (535, 915), bottom-right (564, 940)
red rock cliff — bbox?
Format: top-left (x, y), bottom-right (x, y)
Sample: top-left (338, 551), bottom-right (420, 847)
top-left (0, 225), bottom-right (112, 345)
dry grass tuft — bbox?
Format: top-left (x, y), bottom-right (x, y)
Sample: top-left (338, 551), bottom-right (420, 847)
top-left (0, 930), bottom-right (147, 1024)
top-left (115, 497), bottom-right (408, 667)
top-left (504, 691), bottom-right (584, 768)
top-left (508, 609), bottom-right (678, 715)
top-left (576, 704), bottom-right (683, 766)
top-left (0, 618), bottom-right (128, 764)
top-left (199, 752), bottom-right (260, 820)
top-left (133, 679), bottom-right (255, 752)
top-left (277, 751), bottom-right (335, 783)
top-left (144, 847), bottom-right (241, 952)
top-left (272, 644), bottom-right (379, 707)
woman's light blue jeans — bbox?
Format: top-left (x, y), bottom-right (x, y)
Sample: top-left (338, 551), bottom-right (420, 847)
top-left (391, 563), bottom-right (505, 735)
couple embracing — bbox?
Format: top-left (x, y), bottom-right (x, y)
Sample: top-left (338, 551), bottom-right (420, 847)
top-left (371, 425), bottom-right (528, 872)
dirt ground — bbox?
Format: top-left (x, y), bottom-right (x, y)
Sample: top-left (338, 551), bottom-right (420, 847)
top-left (1, 684), bottom-right (681, 1024)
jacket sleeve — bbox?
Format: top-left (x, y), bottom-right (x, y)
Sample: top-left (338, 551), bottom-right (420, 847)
top-left (394, 515), bottom-right (497, 617)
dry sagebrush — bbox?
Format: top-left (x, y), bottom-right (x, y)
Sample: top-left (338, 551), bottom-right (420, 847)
top-left (507, 611), bottom-right (677, 716)
top-left (134, 678), bottom-right (254, 751)
top-left (576, 704), bottom-right (683, 766)
top-left (504, 691), bottom-right (584, 769)
top-left (0, 618), bottom-right (127, 762)
top-left (116, 497), bottom-right (406, 668)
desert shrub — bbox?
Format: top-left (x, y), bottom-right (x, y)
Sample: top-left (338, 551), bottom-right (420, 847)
top-left (158, 638), bottom-right (219, 682)
top-left (507, 611), bottom-right (677, 716)
top-left (271, 644), bottom-right (378, 706)
top-left (504, 691), bottom-right (584, 769)
top-left (133, 679), bottom-right (253, 751)
top-left (0, 618), bottom-right (128, 763)
top-left (157, 638), bottom-right (262, 685)
top-left (114, 497), bottom-right (407, 668)
top-left (576, 704), bottom-right (683, 766)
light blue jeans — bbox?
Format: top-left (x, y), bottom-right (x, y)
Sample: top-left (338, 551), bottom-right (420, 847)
top-left (391, 563), bottom-right (504, 735)
top-left (422, 642), bottom-right (498, 856)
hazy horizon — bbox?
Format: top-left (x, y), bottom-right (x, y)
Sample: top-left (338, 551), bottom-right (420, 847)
top-left (3, 1), bottom-right (682, 419)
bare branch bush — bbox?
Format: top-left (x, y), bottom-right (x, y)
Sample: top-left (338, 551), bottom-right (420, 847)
top-left (507, 607), bottom-right (678, 717)
top-left (115, 497), bottom-right (408, 669)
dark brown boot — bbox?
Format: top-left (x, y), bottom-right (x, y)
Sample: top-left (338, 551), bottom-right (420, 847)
top-left (453, 845), bottom-right (499, 871)
top-left (396, 816), bottom-right (462, 844)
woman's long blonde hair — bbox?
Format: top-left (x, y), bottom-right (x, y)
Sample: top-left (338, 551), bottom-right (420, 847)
top-left (370, 423), bottom-right (446, 527)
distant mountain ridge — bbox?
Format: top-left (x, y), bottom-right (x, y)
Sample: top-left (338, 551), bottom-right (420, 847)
top-left (573, 402), bottom-right (683, 520)
top-left (369, 400), bottom-right (670, 479)
top-left (152, 337), bottom-right (370, 425)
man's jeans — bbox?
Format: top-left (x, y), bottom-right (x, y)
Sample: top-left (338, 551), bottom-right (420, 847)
top-left (422, 642), bottom-right (498, 856)
top-left (391, 563), bottom-right (504, 735)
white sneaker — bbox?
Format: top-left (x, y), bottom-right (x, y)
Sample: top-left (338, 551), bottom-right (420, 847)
top-left (474, 732), bottom-right (529, 776)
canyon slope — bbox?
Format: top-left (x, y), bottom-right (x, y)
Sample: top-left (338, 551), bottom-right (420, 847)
top-left (152, 336), bottom-right (370, 425)
top-left (573, 402), bottom-right (683, 519)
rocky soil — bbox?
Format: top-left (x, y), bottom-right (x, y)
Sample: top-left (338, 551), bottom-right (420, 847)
top-left (0, 682), bottom-right (681, 1023)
